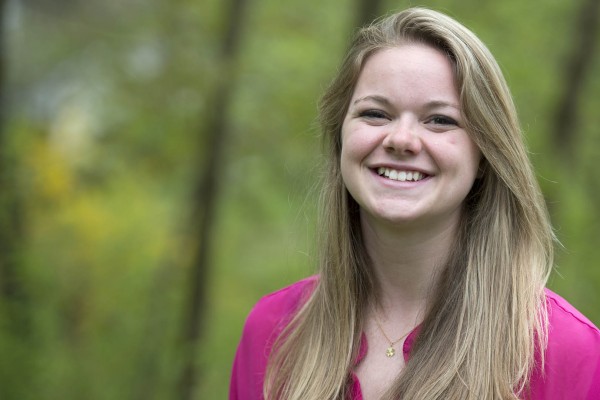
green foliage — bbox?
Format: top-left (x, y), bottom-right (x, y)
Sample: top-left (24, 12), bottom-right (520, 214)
top-left (2, 0), bottom-right (600, 398)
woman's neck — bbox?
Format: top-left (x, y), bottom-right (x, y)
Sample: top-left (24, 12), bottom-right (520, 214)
top-left (361, 212), bottom-right (460, 316)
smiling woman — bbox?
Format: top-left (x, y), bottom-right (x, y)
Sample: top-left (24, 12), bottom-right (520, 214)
top-left (230, 7), bottom-right (600, 400)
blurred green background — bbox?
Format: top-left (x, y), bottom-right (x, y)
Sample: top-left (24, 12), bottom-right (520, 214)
top-left (1, 0), bottom-right (599, 398)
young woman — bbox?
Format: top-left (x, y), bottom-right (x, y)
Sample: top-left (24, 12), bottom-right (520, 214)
top-left (230, 7), bottom-right (600, 400)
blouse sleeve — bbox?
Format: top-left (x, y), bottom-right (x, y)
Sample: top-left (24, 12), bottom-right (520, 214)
top-left (229, 304), bottom-right (272, 400)
top-left (229, 276), bottom-right (317, 400)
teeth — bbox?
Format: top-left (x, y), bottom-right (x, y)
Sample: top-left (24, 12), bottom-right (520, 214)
top-left (376, 167), bottom-right (425, 182)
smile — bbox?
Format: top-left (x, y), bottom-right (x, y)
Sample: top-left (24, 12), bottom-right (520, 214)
top-left (376, 167), bottom-right (427, 182)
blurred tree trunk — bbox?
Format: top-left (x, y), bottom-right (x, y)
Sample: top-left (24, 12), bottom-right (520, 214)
top-left (0, 0), bottom-right (26, 322)
top-left (356, 0), bottom-right (383, 28)
top-left (553, 0), bottom-right (600, 163)
top-left (178, 0), bottom-right (249, 398)
top-left (0, 1), bottom-right (30, 398)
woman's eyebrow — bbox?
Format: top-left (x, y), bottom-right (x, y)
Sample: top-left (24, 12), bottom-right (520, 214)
top-left (353, 96), bottom-right (460, 111)
top-left (423, 100), bottom-right (461, 110)
top-left (352, 95), bottom-right (391, 106)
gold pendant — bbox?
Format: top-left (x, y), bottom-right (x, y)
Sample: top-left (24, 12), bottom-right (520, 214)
top-left (386, 347), bottom-right (395, 357)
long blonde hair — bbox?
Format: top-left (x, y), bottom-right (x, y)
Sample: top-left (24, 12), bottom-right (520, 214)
top-left (264, 7), bottom-right (554, 399)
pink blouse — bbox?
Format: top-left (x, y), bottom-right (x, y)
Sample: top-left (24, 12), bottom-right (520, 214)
top-left (230, 276), bottom-right (600, 399)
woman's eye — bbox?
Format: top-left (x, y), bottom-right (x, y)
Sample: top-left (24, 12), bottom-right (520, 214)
top-left (428, 115), bottom-right (458, 126)
top-left (359, 109), bottom-right (389, 120)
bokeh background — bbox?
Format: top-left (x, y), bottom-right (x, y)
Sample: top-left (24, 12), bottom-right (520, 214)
top-left (1, 0), bottom-right (599, 398)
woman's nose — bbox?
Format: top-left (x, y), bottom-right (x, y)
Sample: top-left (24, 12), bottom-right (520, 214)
top-left (381, 119), bottom-right (422, 155)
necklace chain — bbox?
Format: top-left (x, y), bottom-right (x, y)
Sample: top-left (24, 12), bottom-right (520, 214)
top-left (373, 311), bottom-right (413, 358)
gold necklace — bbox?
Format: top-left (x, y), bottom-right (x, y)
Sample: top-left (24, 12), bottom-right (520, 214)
top-left (374, 312), bottom-right (413, 358)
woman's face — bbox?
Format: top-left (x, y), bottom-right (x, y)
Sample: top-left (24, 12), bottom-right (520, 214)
top-left (340, 44), bottom-right (481, 230)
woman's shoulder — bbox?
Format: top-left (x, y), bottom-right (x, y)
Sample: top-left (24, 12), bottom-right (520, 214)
top-left (243, 275), bottom-right (318, 333)
top-left (531, 289), bottom-right (600, 399)
top-left (544, 288), bottom-right (599, 344)
top-left (545, 288), bottom-right (598, 325)
top-left (230, 276), bottom-right (318, 400)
